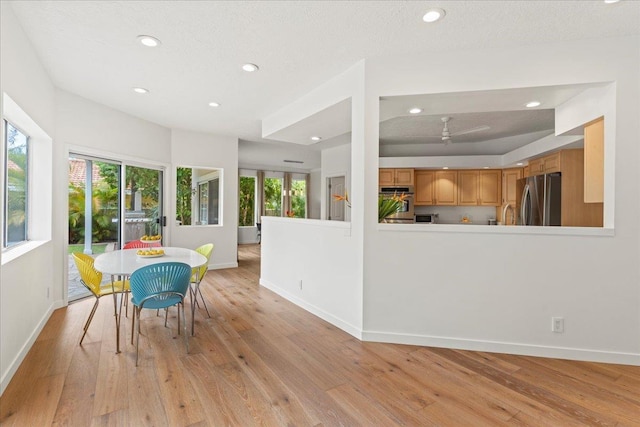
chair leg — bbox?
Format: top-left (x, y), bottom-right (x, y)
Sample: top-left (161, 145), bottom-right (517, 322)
top-left (131, 304), bottom-right (136, 345)
top-left (164, 308), bottom-right (169, 327)
top-left (181, 301), bottom-right (189, 353)
top-left (135, 307), bottom-right (141, 367)
top-left (190, 287), bottom-right (196, 336)
top-left (80, 297), bottom-right (100, 345)
top-left (197, 288), bottom-right (211, 318)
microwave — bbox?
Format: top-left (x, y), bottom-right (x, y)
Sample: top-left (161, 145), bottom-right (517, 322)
top-left (415, 213), bottom-right (438, 224)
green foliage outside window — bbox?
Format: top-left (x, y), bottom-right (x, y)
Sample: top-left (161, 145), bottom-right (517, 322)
top-left (290, 180), bottom-right (306, 218)
top-left (176, 167), bottom-right (193, 226)
top-left (264, 178), bottom-right (282, 216)
top-left (5, 122), bottom-right (28, 247)
top-left (239, 176), bottom-right (255, 226)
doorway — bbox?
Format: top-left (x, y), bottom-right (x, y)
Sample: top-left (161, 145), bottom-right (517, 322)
top-left (327, 175), bottom-right (346, 221)
top-left (67, 154), bottom-right (164, 302)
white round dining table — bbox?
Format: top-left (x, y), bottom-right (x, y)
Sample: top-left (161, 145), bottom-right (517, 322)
top-left (94, 247), bottom-right (207, 353)
top-left (94, 247), bottom-right (207, 276)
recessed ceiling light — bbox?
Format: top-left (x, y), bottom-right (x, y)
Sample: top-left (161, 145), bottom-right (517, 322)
top-left (423, 8), bottom-right (446, 23)
top-left (409, 107), bottom-right (422, 114)
top-left (310, 136), bottom-right (322, 141)
top-left (604, 0), bottom-right (620, 3)
top-left (442, 166), bottom-right (449, 170)
top-left (242, 63), bottom-right (259, 72)
top-left (526, 101), bottom-right (541, 108)
top-left (208, 102), bottom-right (220, 107)
top-left (516, 162), bottom-right (524, 166)
top-left (137, 35), bottom-right (161, 47)
top-left (132, 87), bottom-right (149, 94)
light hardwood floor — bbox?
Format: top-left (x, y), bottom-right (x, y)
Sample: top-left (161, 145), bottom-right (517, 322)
top-left (1, 244), bottom-right (639, 426)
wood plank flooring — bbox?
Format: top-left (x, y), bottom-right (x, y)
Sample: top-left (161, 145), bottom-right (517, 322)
top-left (1, 244), bottom-right (639, 426)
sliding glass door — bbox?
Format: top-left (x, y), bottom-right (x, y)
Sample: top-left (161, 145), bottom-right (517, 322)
top-left (122, 165), bottom-right (163, 244)
top-left (68, 155), bottom-right (164, 301)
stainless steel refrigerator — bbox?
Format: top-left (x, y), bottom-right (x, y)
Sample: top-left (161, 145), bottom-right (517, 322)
top-left (516, 173), bottom-right (562, 226)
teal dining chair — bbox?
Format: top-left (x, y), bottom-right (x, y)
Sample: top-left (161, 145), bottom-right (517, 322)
top-left (129, 262), bottom-right (192, 366)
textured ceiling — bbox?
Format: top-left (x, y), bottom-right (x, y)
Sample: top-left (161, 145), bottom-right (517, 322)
top-left (8, 1), bottom-right (640, 167)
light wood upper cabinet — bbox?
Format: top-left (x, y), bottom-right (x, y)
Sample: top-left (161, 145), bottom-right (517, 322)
top-left (456, 170), bottom-right (501, 206)
top-left (414, 171), bottom-right (435, 205)
top-left (379, 169), bottom-right (395, 186)
top-left (526, 152), bottom-right (562, 177)
top-left (479, 170), bottom-right (502, 206)
top-left (543, 152), bottom-right (561, 173)
top-left (434, 170), bottom-right (458, 205)
top-left (457, 170), bottom-right (479, 206)
top-left (379, 168), bottom-right (414, 186)
top-left (584, 117), bottom-right (604, 203)
top-left (502, 168), bottom-right (523, 206)
top-left (527, 158), bottom-right (544, 176)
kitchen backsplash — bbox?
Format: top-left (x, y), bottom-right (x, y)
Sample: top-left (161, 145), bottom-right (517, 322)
top-left (415, 206), bottom-right (497, 225)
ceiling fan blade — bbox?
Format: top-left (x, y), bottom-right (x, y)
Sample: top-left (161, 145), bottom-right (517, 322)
top-left (403, 135), bottom-right (446, 139)
top-left (449, 125), bottom-right (490, 137)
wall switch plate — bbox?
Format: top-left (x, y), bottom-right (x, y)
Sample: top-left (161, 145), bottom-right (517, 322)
top-left (552, 317), bottom-right (564, 333)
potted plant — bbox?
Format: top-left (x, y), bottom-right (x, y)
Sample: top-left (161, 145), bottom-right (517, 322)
top-left (333, 191), bottom-right (407, 223)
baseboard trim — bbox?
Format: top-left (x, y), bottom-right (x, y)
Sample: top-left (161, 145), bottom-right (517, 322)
top-left (1, 302), bottom-right (55, 396)
top-left (259, 278), bottom-right (362, 340)
top-left (208, 262), bottom-right (238, 270)
top-left (362, 330), bottom-right (640, 366)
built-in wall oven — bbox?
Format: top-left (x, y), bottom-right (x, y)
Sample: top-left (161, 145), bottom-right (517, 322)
top-left (379, 185), bottom-right (415, 223)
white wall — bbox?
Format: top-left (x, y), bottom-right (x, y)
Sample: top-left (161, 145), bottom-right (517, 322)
top-left (260, 217), bottom-right (361, 335)
top-left (320, 144), bottom-right (352, 221)
top-left (308, 168), bottom-right (321, 219)
top-left (260, 37), bottom-right (639, 365)
top-left (362, 36), bottom-right (640, 364)
top-left (0, 2), bottom-right (57, 394)
top-left (170, 129), bottom-right (238, 269)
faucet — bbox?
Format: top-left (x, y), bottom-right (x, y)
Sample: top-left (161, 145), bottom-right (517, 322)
top-left (502, 203), bottom-right (516, 225)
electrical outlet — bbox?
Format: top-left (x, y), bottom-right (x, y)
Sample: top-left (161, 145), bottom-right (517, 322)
top-left (552, 317), bottom-right (564, 333)
top-left (299, 280), bottom-right (303, 290)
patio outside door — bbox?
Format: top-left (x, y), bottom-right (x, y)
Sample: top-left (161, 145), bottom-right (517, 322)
top-left (122, 165), bottom-right (163, 245)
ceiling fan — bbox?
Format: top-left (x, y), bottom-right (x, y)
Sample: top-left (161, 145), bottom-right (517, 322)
top-left (427, 117), bottom-right (490, 144)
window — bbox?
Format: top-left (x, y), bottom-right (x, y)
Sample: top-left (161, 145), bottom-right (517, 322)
top-left (238, 176), bottom-right (256, 226)
top-left (264, 177), bottom-right (283, 217)
top-left (4, 120), bottom-right (29, 248)
top-left (290, 177), bottom-right (306, 218)
top-left (175, 167), bottom-right (221, 226)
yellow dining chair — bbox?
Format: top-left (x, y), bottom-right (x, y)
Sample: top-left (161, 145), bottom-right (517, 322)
top-left (72, 253), bottom-right (130, 345)
top-left (190, 243), bottom-right (214, 335)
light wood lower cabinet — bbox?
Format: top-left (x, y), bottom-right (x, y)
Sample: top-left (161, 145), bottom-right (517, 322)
top-left (434, 171), bottom-right (457, 205)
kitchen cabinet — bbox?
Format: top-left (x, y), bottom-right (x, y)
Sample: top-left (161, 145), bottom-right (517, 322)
top-left (584, 117), bottom-right (604, 203)
top-left (457, 170), bottom-right (501, 206)
top-left (414, 170), bottom-right (435, 205)
top-left (527, 158), bottom-right (544, 176)
top-left (526, 152), bottom-right (562, 177)
top-left (497, 168), bottom-right (522, 225)
top-left (543, 152), bottom-right (561, 173)
top-left (379, 168), bottom-right (414, 186)
top-left (502, 168), bottom-right (523, 206)
top-left (560, 149), bottom-right (603, 227)
top-left (457, 171), bottom-right (479, 206)
top-left (434, 170), bottom-right (457, 205)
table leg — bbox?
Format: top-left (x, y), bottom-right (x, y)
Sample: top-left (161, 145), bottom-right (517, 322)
top-left (111, 274), bottom-right (126, 354)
